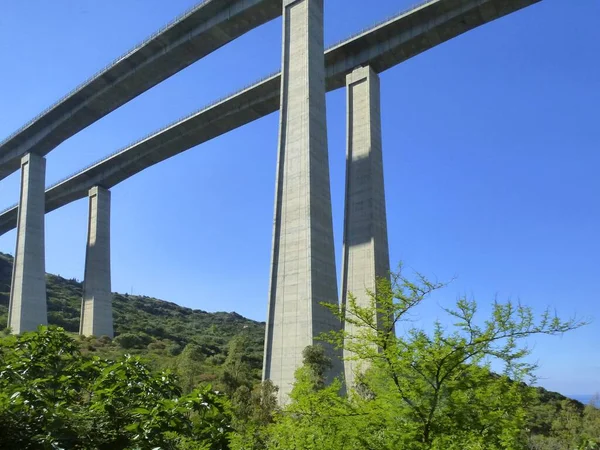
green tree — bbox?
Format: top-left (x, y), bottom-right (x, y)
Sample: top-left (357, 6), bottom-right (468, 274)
top-left (113, 331), bottom-right (152, 349)
top-left (177, 342), bottom-right (208, 393)
top-left (324, 269), bottom-right (586, 449)
top-left (582, 398), bottom-right (600, 446)
top-left (300, 344), bottom-right (333, 390)
top-left (0, 325), bottom-right (97, 448)
top-left (265, 345), bottom-right (360, 450)
top-left (229, 380), bottom-right (279, 450)
top-left (527, 397), bottom-right (600, 450)
top-left (223, 334), bottom-right (279, 449)
top-left (0, 326), bottom-right (232, 450)
top-left (221, 333), bottom-right (254, 395)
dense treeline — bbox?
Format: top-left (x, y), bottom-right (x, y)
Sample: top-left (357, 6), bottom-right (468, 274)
top-left (0, 267), bottom-right (598, 449)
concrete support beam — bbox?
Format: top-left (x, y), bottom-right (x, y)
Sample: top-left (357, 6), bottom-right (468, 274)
top-left (341, 66), bottom-right (390, 389)
top-left (0, 0), bottom-right (544, 240)
top-left (8, 153), bottom-right (47, 334)
top-left (80, 186), bottom-right (113, 338)
top-left (264, 0), bottom-right (343, 402)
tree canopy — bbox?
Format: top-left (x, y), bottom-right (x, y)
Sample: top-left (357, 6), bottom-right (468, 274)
top-left (0, 265), bottom-right (597, 449)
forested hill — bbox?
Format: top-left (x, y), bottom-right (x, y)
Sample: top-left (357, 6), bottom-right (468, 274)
top-left (0, 252), bottom-right (265, 375)
top-left (0, 251), bottom-right (589, 411)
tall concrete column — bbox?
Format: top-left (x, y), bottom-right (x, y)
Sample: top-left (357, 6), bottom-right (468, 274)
top-left (341, 66), bottom-right (390, 390)
top-left (264, 0), bottom-right (342, 402)
top-left (80, 186), bottom-right (113, 338)
top-left (8, 153), bottom-right (47, 334)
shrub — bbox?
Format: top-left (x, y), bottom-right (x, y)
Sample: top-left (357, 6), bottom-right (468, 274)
top-left (114, 332), bottom-right (152, 349)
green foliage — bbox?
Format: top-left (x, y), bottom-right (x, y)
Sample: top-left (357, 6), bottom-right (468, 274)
top-left (0, 252), bottom-right (595, 449)
top-left (222, 334), bottom-right (280, 449)
top-left (0, 252), bottom-right (264, 373)
top-left (526, 397), bottom-right (600, 449)
top-left (229, 381), bottom-right (279, 450)
top-left (265, 353), bottom-right (357, 450)
top-left (325, 270), bottom-right (587, 448)
top-left (177, 343), bottom-right (208, 393)
top-left (221, 333), bottom-right (254, 395)
top-left (114, 332), bottom-right (152, 349)
top-left (0, 326), bottom-right (231, 449)
top-left (0, 252), bottom-right (265, 387)
top-left (263, 269), bottom-right (590, 450)
top-left (300, 344), bottom-right (332, 390)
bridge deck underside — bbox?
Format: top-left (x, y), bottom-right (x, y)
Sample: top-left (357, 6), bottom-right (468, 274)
top-left (0, 0), bottom-right (282, 180)
top-left (0, 0), bottom-right (540, 236)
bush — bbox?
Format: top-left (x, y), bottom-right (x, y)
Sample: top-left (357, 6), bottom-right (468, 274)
top-left (97, 335), bottom-right (112, 345)
top-left (168, 342), bottom-right (183, 356)
top-left (0, 327), bottom-right (232, 449)
top-left (114, 332), bottom-right (152, 349)
top-left (147, 341), bottom-right (167, 351)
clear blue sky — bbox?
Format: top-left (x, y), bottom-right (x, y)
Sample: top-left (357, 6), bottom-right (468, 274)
top-left (1, 0), bottom-right (598, 396)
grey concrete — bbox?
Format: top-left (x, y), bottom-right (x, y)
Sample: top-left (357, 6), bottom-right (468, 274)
top-left (0, 0), bottom-right (542, 237)
top-left (341, 66), bottom-right (390, 390)
top-left (80, 186), bottom-right (113, 338)
top-left (263, 0), bottom-right (342, 403)
top-left (0, 0), bottom-right (283, 181)
top-left (8, 154), bottom-right (47, 334)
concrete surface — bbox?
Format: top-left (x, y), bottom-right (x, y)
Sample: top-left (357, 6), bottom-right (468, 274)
top-left (80, 186), bottom-right (114, 338)
top-left (341, 66), bottom-right (390, 390)
top-left (0, 0), bottom-right (283, 180)
top-left (263, 0), bottom-right (343, 403)
top-left (0, 0), bottom-right (543, 237)
top-left (8, 154), bottom-right (47, 334)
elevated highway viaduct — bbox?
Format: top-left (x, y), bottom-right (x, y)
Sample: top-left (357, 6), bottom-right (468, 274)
top-left (2, 0), bottom-right (543, 393)
top-left (0, 0), bottom-right (541, 182)
top-left (0, 0), bottom-right (540, 237)
top-left (0, 0), bottom-right (283, 181)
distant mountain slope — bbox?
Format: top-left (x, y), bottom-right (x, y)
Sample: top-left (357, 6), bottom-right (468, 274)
top-left (0, 252), bottom-right (265, 368)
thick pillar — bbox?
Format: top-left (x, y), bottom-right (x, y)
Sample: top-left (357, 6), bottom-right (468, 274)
top-left (341, 66), bottom-right (390, 390)
top-left (264, 0), bottom-right (342, 402)
top-left (79, 186), bottom-right (113, 338)
top-left (8, 153), bottom-right (47, 333)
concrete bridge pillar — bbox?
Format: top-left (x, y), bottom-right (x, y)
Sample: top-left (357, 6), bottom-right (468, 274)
top-left (264, 0), bottom-right (342, 402)
top-left (80, 186), bottom-right (113, 338)
top-left (341, 66), bottom-right (390, 390)
top-left (8, 153), bottom-right (47, 334)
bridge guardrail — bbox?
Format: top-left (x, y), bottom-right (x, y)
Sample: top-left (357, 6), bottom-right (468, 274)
top-left (326, 0), bottom-right (436, 50)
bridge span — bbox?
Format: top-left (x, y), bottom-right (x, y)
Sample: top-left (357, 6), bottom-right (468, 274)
top-left (0, 0), bottom-right (539, 237)
top-left (0, 0), bottom-right (283, 181)
top-left (3, 0), bottom-right (543, 400)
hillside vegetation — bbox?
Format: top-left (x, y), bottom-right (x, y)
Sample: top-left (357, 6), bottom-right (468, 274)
top-left (0, 252), bottom-right (264, 381)
top-left (0, 252), bottom-right (598, 449)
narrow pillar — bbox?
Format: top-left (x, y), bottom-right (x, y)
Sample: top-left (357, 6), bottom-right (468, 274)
top-left (341, 66), bottom-right (390, 390)
top-left (79, 186), bottom-right (113, 338)
top-left (8, 153), bottom-right (47, 334)
top-left (264, 0), bottom-right (342, 402)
